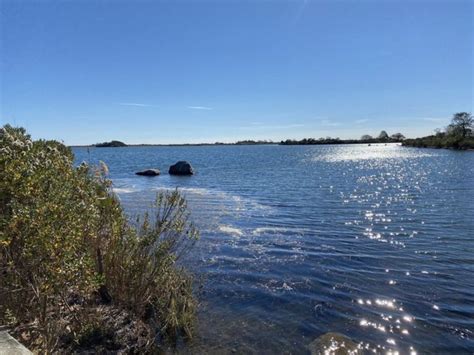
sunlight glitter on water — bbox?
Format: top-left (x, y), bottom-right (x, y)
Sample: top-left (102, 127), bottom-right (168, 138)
top-left (356, 296), bottom-right (417, 353)
top-left (310, 143), bottom-right (437, 162)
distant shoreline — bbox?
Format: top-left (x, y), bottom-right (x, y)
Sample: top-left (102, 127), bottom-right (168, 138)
top-left (71, 137), bottom-right (409, 148)
top-left (402, 136), bottom-right (474, 151)
top-left (402, 142), bottom-right (474, 151)
top-left (69, 142), bottom-right (278, 148)
top-left (69, 141), bottom-right (403, 148)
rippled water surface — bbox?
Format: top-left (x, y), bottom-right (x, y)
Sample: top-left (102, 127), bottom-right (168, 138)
top-left (73, 144), bottom-right (474, 354)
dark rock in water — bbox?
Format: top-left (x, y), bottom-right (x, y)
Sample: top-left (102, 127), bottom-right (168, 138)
top-left (135, 169), bottom-right (160, 176)
top-left (169, 161), bottom-right (194, 175)
top-left (308, 332), bottom-right (360, 355)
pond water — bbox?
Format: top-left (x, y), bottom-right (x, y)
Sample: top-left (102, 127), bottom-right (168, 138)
top-left (73, 144), bottom-right (474, 354)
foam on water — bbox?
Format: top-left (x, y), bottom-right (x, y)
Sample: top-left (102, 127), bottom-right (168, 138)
top-left (218, 225), bottom-right (244, 236)
top-left (252, 226), bottom-right (311, 236)
top-left (113, 187), bottom-right (138, 194)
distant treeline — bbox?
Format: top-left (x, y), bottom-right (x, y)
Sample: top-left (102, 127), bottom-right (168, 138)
top-left (94, 140), bottom-right (127, 147)
top-left (88, 113), bottom-right (474, 150)
top-left (235, 139), bottom-right (274, 145)
top-left (88, 140), bottom-right (275, 147)
top-left (402, 112), bottom-right (473, 150)
top-left (280, 131), bottom-right (405, 145)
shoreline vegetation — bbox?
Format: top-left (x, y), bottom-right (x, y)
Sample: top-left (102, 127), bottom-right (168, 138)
top-left (85, 139), bottom-right (277, 148)
top-left (85, 132), bottom-right (405, 148)
top-left (402, 112), bottom-right (474, 150)
top-left (86, 113), bottom-right (473, 150)
top-left (94, 140), bottom-right (127, 147)
top-left (279, 131), bottom-right (405, 145)
top-left (0, 125), bottom-right (198, 353)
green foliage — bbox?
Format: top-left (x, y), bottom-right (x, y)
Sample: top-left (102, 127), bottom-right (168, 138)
top-left (0, 125), bottom-right (197, 352)
top-left (102, 190), bottom-right (198, 340)
top-left (403, 112), bottom-right (474, 150)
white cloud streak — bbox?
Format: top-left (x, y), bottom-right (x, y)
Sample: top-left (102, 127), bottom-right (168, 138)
top-left (319, 119), bottom-right (341, 127)
top-left (188, 106), bottom-right (213, 110)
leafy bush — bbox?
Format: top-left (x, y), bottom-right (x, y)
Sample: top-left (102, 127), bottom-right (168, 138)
top-left (403, 112), bottom-right (474, 150)
top-left (0, 125), bottom-right (198, 352)
top-left (403, 134), bottom-right (474, 150)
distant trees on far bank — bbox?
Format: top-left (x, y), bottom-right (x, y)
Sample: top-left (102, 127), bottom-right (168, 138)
top-left (403, 112), bottom-right (474, 150)
top-left (235, 139), bottom-right (274, 145)
top-left (95, 140), bottom-right (127, 147)
top-left (280, 130), bottom-right (406, 145)
top-left (391, 133), bottom-right (405, 141)
top-left (280, 112), bottom-right (473, 150)
top-left (448, 112), bottom-right (473, 138)
top-left (378, 130), bottom-right (389, 140)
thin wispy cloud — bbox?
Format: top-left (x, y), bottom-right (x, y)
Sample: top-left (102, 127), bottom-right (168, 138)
top-left (118, 102), bottom-right (154, 107)
top-left (188, 106), bottom-right (213, 110)
top-left (292, 0), bottom-right (310, 24)
top-left (355, 119), bottom-right (370, 124)
top-left (319, 119), bottom-right (341, 127)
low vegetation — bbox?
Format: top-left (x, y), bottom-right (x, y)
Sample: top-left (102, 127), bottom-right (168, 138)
top-left (0, 125), bottom-right (198, 353)
top-left (234, 139), bottom-right (274, 145)
top-left (403, 112), bottom-right (474, 150)
top-left (94, 140), bottom-right (127, 147)
top-left (280, 131), bottom-right (405, 145)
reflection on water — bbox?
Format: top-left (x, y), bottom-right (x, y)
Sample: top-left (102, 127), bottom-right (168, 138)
top-left (73, 144), bottom-right (474, 353)
top-left (309, 143), bottom-right (434, 162)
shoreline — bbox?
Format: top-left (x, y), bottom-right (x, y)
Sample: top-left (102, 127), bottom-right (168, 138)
top-left (402, 144), bottom-right (474, 151)
top-left (69, 142), bottom-right (401, 148)
top-left (69, 143), bottom-right (277, 148)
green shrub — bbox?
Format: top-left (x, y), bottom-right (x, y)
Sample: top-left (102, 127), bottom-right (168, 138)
top-left (0, 125), bottom-right (198, 352)
top-left (403, 112), bottom-right (474, 150)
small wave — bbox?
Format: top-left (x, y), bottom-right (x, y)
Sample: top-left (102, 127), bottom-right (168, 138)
top-left (177, 187), bottom-right (213, 195)
top-left (152, 186), bottom-right (215, 196)
top-left (152, 186), bottom-right (273, 214)
top-left (252, 227), bottom-right (309, 236)
top-left (218, 225), bottom-right (244, 236)
top-left (113, 187), bottom-right (138, 194)
top-left (260, 280), bottom-right (296, 292)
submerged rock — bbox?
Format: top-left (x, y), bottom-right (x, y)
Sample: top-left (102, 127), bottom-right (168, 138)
top-left (169, 161), bottom-right (194, 175)
top-left (135, 169), bottom-right (160, 176)
top-left (308, 332), bottom-right (360, 355)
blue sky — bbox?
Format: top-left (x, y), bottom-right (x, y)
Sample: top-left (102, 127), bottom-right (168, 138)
top-left (1, 0), bottom-right (472, 145)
